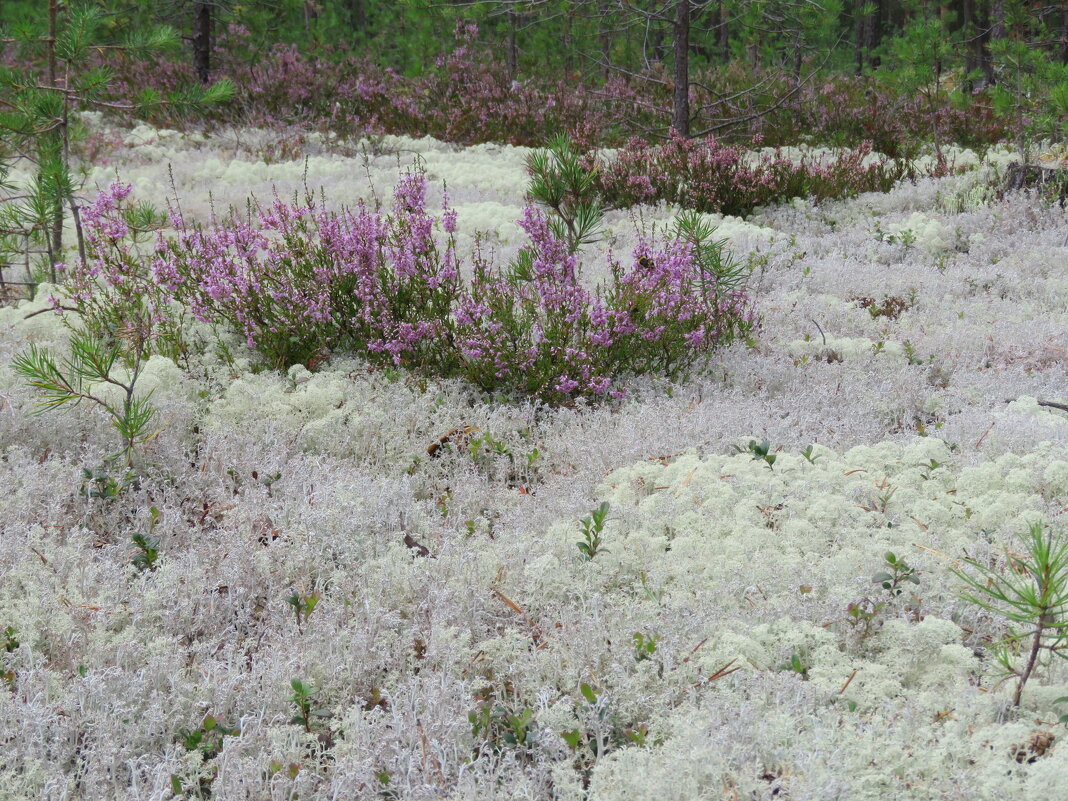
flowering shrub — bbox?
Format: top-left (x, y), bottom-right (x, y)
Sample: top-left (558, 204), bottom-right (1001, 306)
top-left (456, 208), bottom-right (753, 401)
top-left (594, 133), bottom-right (917, 217)
top-left (153, 173), bottom-right (464, 370)
top-left (69, 174), bottom-right (753, 403)
top-left (55, 182), bottom-right (188, 362)
top-left (90, 22), bottom-right (1013, 155)
top-left (104, 23), bottom-right (618, 148)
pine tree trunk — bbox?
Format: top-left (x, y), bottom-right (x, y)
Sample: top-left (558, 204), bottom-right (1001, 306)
top-left (962, 0), bottom-right (978, 79)
top-left (193, 1), bottom-right (212, 84)
top-left (1061, 0), bottom-right (1068, 64)
top-left (507, 11), bottom-right (518, 80)
top-left (47, 0), bottom-right (61, 281)
top-left (598, 0), bottom-right (611, 79)
top-left (673, 0), bottom-right (690, 137)
top-left (854, 0), bottom-right (865, 75)
top-left (718, 0), bottom-right (729, 60)
top-left (348, 0), bottom-right (367, 30)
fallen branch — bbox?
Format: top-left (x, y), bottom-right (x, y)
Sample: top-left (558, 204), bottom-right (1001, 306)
top-left (1003, 398), bottom-right (1068, 414)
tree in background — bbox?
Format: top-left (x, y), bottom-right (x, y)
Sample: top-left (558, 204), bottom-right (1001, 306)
top-left (0, 0), bottom-right (232, 285)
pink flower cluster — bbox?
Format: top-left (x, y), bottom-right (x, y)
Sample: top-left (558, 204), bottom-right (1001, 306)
top-left (92, 24), bottom-right (1013, 154)
top-left (594, 132), bottom-right (916, 217)
top-left (68, 175), bottom-right (754, 404)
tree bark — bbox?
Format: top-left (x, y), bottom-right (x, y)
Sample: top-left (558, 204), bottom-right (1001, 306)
top-left (717, 0), bottom-right (730, 60)
top-left (348, 0), bottom-right (367, 31)
top-left (193, 1), bottom-right (212, 84)
top-left (854, 0), bottom-right (865, 75)
top-left (1061, 0), bottom-right (1068, 64)
top-left (991, 0), bottom-right (1006, 42)
top-left (673, 0), bottom-right (690, 136)
top-left (962, 0), bottom-right (978, 79)
top-left (598, 0), bottom-right (611, 79)
top-left (869, 0), bottom-right (883, 67)
top-left (47, 0), bottom-right (61, 280)
top-left (507, 10), bottom-right (518, 80)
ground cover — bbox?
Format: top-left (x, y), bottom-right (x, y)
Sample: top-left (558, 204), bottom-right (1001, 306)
top-left (1, 124), bottom-right (1067, 800)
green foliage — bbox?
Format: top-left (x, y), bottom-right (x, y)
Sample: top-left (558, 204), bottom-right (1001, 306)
top-left (780, 651), bottom-right (810, 679)
top-left (469, 702), bottom-right (535, 751)
top-left (953, 521), bottom-right (1068, 706)
top-left (286, 592), bottom-right (320, 631)
top-left (845, 598), bottom-right (884, 636)
top-left (872, 551), bottom-right (920, 597)
top-left (577, 501), bottom-right (610, 561)
top-left (735, 439), bottom-right (776, 470)
top-left (560, 680), bottom-right (654, 783)
top-left (632, 632), bottom-right (658, 662)
top-left (670, 208), bottom-right (751, 300)
top-left (130, 531), bottom-right (159, 572)
top-left (12, 331), bottom-right (158, 466)
top-left (0, 0), bottom-right (231, 281)
top-left (171, 713), bottom-right (240, 799)
top-left (289, 678), bottom-right (329, 732)
top-left (526, 135), bottom-right (604, 253)
top-left (80, 464), bottom-right (137, 500)
top-left (130, 507), bottom-right (162, 572)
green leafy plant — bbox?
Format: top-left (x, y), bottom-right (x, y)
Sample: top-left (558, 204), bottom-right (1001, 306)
top-left (13, 331), bottom-right (158, 467)
top-left (286, 592), bottom-right (320, 631)
top-left (2, 626), bottom-right (18, 653)
top-left (918, 459), bottom-right (943, 481)
top-left (560, 681), bottom-right (653, 785)
top-left (469, 702), bottom-right (535, 752)
top-left (845, 598), bottom-right (885, 636)
top-left (872, 551), bottom-right (920, 597)
top-left (735, 439), bottom-right (776, 470)
top-left (1054, 696), bottom-right (1068, 724)
top-left (953, 521), bottom-right (1068, 707)
top-left (170, 714), bottom-right (240, 798)
top-left (130, 506), bottom-right (162, 572)
top-left (632, 632), bottom-right (658, 662)
top-left (800, 444), bottom-right (820, 465)
top-left (780, 651), bottom-right (810, 679)
top-left (79, 464), bottom-right (138, 501)
top-left (289, 679), bottom-right (330, 732)
top-left (577, 501), bottom-right (610, 561)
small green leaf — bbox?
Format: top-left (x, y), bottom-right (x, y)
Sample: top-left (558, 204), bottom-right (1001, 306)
top-left (561, 729), bottom-right (582, 749)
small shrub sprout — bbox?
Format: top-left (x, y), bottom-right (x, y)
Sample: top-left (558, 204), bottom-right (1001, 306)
top-left (289, 679), bottom-right (330, 732)
top-left (287, 592), bottom-right (320, 631)
top-left (872, 551), bottom-right (920, 597)
top-left (735, 439), bottom-right (776, 470)
top-left (577, 501), bottom-right (610, 560)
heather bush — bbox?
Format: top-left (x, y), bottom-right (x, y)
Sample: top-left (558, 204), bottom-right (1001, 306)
top-left (153, 171), bottom-right (464, 370)
top-left (56, 182), bottom-right (190, 363)
top-left (445, 203), bottom-right (753, 402)
top-left (88, 21), bottom-right (1016, 157)
top-left (594, 133), bottom-right (918, 217)
top-left (105, 23), bottom-right (615, 148)
top-left (71, 169), bottom-right (753, 404)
